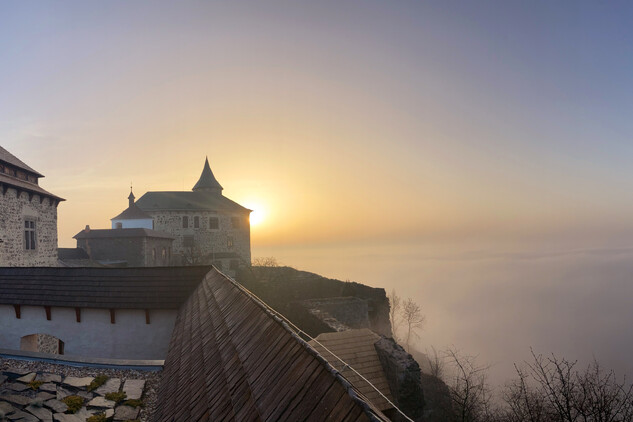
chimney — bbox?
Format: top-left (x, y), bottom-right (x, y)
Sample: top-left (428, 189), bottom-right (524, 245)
top-left (85, 225), bottom-right (90, 232)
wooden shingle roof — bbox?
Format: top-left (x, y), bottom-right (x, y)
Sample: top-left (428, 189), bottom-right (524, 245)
top-left (310, 329), bottom-right (395, 412)
top-left (135, 191), bottom-right (250, 213)
top-left (153, 269), bottom-right (390, 422)
top-left (0, 266), bottom-right (211, 309)
top-left (0, 145), bottom-right (43, 177)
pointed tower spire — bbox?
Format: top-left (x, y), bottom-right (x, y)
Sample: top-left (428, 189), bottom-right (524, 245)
top-left (192, 157), bottom-right (223, 194)
top-left (128, 184), bottom-right (135, 207)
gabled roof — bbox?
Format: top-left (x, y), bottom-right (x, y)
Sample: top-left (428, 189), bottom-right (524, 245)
top-left (0, 266), bottom-right (211, 309)
top-left (192, 157), bottom-right (223, 192)
top-left (135, 191), bottom-right (250, 213)
top-left (111, 204), bottom-right (153, 220)
top-left (153, 269), bottom-right (390, 422)
top-left (0, 145), bottom-right (43, 177)
top-left (310, 329), bottom-right (395, 412)
top-left (73, 228), bottom-right (174, 240)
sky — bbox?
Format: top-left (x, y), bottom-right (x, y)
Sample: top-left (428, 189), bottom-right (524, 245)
top-left (2, 0), bottom-right (633, 385)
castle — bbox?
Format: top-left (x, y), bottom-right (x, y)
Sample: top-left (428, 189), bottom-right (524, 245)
top-left (74, 158), bottom-right (251, 274)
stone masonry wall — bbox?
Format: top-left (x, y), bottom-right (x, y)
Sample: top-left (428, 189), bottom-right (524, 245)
top-left (77, 236), bottom-right (173, 267)
top-left (0, 188), bottom-right (59, 266)
top-left (148, 210), bottom-right (251, 265)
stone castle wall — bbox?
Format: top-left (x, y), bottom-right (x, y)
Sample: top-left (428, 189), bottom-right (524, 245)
top-left (148, 210), bottom-right (251, 267)
top-left (77, 235), bottom-right (173, 267)
top-left (0, 188), bottom-right (59, 266)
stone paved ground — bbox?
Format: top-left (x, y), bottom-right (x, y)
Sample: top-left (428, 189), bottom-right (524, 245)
top-left (0, 358), bottom-right (161, 422)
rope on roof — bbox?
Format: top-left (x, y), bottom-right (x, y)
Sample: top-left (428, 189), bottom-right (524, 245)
top-left (217, 266), bottom-right (415, 422)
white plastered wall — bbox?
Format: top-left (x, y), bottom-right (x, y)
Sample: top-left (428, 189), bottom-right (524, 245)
top-left (0, 305), bottom-right (177, 360)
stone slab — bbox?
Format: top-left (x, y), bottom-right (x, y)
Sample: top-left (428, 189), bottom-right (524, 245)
top-left (44, 399), bottom-right (68, 413)
top-left (1, 394), bottom-right (31, 406)
top-left (56, 387), bottom-right (73, 401)
top-left (75, 390), bottom-right (93, 400)
top-left (62, 376), bottom-right (93, 389)
top-left (16, 373), bottom-right (36, 384)
top-left (39, 383), bottom-right (57, 393)
top-left (94, 378), bottom-right (120, 396)
top-left (26, 404), bottom-right (53, 422)
top-left (6, 382), bottom-right (29, 392)
top-left (0, 400), bottom-right (15, 414)
top-left (7, 409), bottom-right (38, 422)
top-left (114, 405), bottom-right (139, 421)
top-left (35, 392), bottom-right (56, 402)
top-left (2, 368), bottom-right (30, 379)
top-left (87, 396), bottom-right (116, 409)
top-left (105, 408), bottom-right (114, 419)
top-left (122, 379), bottom-right (145, 400)
top-left (73, 406), bottom-right (96, 420)
top-left (53, 414), bottom-right (83, 422)
top-left (36, 373), bottom-right (62, 384)
top-left (0, 374), bottom-right (8, 385)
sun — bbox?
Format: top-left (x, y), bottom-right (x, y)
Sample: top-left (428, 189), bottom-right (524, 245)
top-left (246, 203), bottom-right (266, 227)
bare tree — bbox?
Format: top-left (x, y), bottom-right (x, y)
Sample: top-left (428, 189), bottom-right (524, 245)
top-left (427, 345), bottom-right (445, 379)
top-left (499, 349), bottom-right (633, 422)
top-left (252, 256), bottom-right (279, 267)
top-left (402, 297), bottom-right (425, 352)
top-left (444, 347), bottom-right (494, 422)
top-left (388, 288), bottom-right (402, 342)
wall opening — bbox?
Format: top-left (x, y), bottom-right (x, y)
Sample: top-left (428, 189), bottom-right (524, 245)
top-left (20, 333), bottom-right (65, 355)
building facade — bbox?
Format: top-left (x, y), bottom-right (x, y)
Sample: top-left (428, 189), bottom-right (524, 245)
top-left (74, 226), bottom-right (174, 267)
top-left (131, 158), bottom-right (251, 272)
top-left (0, 146), bottom-right (63, 266)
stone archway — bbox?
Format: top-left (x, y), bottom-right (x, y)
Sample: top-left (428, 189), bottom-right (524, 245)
top-left (20, 333), bottom-right (65, 355)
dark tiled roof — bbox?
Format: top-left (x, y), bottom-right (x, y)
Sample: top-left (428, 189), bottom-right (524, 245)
top-left (0, 173), bottom-right (64, 202)
top-left (0, 266), bottom-right (211, 309)
top-left (111, 204), bottom-right (153, 220)
top-left (192, 157), bottom-right (223, 192)
top-left (73, 228), bottom-right (174, 240)
top-left (0, 145), bottom-right (43, 177)
top-left (310, 329), bottom-right (395, 412)
top-left (58, 248), bottom-right (90, 260)
top-left (153, 269), bottom-right (390, 422)
top-left (135, 191), bottom-right (250, 213)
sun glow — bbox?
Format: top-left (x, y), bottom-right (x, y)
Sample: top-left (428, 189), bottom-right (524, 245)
top-left (246, 203), bottom-right (266, 227)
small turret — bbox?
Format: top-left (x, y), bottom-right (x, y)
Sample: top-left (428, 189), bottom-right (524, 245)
top-left (128, 187), bottom-right (135, 207)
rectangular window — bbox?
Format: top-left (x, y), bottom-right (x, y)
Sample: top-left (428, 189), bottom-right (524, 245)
top-left (194, 216), bottom-right (200, 228)
top-left (231, 217), bottom-right (240, 229)
top-left (209, 217), bottom-right (219, 230)
top-left (227, 236), bottom-right (234, 249)
top-left (182, 216), bottom-right (189, 228)
top-left (24, 220), bottom-right (36, 250)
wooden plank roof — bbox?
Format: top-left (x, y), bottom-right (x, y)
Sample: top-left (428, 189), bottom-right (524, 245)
top-left (152, 269), bottom-right (391, 422)
top-left (0, 266), bottom-right (211, 309)
top-left (309, 329), bottom-right (395, 412)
